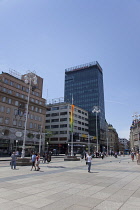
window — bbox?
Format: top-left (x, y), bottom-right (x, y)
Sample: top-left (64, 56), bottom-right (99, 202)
top-left (20, 94), bottom-right (24, 98)
top-left (5, 118), bottom-right (9, 124)
top-left (35, 115), bottom-right (38, 121)
top-left (14, 109), bottom-right (18, 116)
top-left (31, 106), bottom-right (34, 111)
top-left (38, 116), bottom-right (42, 122)
top-left (46, 120), bottom-right (50, 123)
top-left (46, 114), bottom-right (50, 117)
top-left (50, 138), bottom-right (58, 141)
top-left (35, 100), bottom-right (38, 104)
top-left (60, 124), bottom-right (67, 128)
top-left (2, 97), bottom-right (6, 102)
top-left (53, 131), bottom-right (59, 134)
top-left (16, 92), bottom-right (19, 97)
top-left (15, 101), bottom-right (19, 106)
top-left (4, 78), bottom-right (8, 84)
top-left (3, 88), bottom-right (7, 92)
top-left (34, 123), bottom-right (37, 128)
top-left (10, 81), bottom-right (14, 86)
top-left (35, 107), bottom-right (38, 112)
top-left (8, 89), bottom-right (12, 94)
top-left (0, 106), bottom-right (5, 112)
top-left (60, 131), bottom-right (67, 134)
top-left (30, 114), bottom-right (34, 120)
top-left (60, 112), bottom-right (67, 116)
top-left (6, 107), bottom-right (10, 114)
top-left (31, 98), bottom-right (34, 102)
top-left (17, 84), bottom-right (21, 89)
top-left (51, 119), bottom-right (59, 122)
top-left (0, 117), bottom-right (3, 123)
top-left (46, 107), bottom-right (51, 111)
top-left (59, 137), bottom-right (67, 141)
top-left (39, 101), bottom-right (42, 105)
top-left (18, 120), bottom-right (22, 127)
top-left (51, 113), bottom-right (59, 117)
top-left (52, 107), bottom-right (59, 111)
top-left (39, 108), bottom-right (42, 113)
top-left (30, 122), bottom-right (33, 128)
top-left (60, 105), bottom-right (67, 109)
top-left (60, 118), bottom-right (67, 122)
top-left (45, 126), bottom-right (50, 129)
top-left (51, 125), bottom-right (59, 128)
top-left (8, 98), bottom-right (12, 104)
top-left (13, 119), bottom-right (17, 126)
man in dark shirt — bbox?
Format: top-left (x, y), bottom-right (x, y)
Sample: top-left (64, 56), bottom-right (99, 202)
top-left (11, 152), bottom-right (17, 169)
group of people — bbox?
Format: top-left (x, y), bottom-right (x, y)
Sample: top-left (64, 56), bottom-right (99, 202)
top-left (31, 152), bottom-right (41, 171)
top-left (10, 151), bottom-right (42, 171)
top-left (131, 151), bottom-right (140, 164)
top-left (42, 152), bottom-right (52, 163)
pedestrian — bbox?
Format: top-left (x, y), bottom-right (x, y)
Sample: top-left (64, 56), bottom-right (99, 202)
top-left (11, 152), bottom-right (17, 169)
top-left (131, 152), bottom-right (134, 162)
top-left (42, 153), bottom-right (46, 163)
top-left (136, 152), bottom-right (139, 164)
top-left (30, 152), bottom-right (36, 171)
top-left (36, 153), bottom-right (40, 171)
top-left (86, 152), bottom-right (92, 173)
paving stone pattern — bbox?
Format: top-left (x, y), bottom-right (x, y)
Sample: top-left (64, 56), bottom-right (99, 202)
top-left (0, 156), bottom-right (140, 209)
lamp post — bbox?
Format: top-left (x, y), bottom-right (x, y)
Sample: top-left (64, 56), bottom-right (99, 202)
top-left (39, 126), bottom-right (42, 154)
top-left (92, 106), bottom-right (100, 153)
top-left (68, 143), bottom-right (70, 155)
top-left (47, 142), bottom-right (49, 153)
top-left (21, 72), bottom-right (37, 158)
top-left (16, 140), bottom-right (18, 151)
top-left (88, 133), bottom-right (90, 153)
top-left (132, 113), bottom-right (140, 153)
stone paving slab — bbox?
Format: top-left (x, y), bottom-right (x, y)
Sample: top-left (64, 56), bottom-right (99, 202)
top-left (0, 155), bottom-right (140, 209)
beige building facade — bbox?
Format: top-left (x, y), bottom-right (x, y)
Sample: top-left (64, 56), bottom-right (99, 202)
top-left (0, 71), bottom-right (46, 156)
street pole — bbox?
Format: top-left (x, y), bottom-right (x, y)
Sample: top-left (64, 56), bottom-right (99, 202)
top-left (71, 132), bottom-right (73, 156)
top-left (16, 140), bottom-right (18, 151)
top-left (95, 112), bottom-right (98, 152)
top-left (88, 133), bottom-right (90, 153)
top-left (92, 106), bottom-right (100, 153)
top-left (107, 137), bottom-right (108, 155)
top-left (21, 72), bottom-right (37, 158)
top-left (39, 125), bottom-right (42, 154)
top-left (21, 78), bottom-right (31, 158)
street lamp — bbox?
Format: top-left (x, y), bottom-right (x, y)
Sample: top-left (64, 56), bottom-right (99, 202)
top-left (68, 143), bottom-right (70, 155)
top-left (132, 113), bottom-right (140, 153)
top-left (47, 142), bottom-right (49, 153)
top-left (16, 140), bottom-right (18, 151)
top-left (21, 72), bottom-right (37, 158)
top-left (92, 106), bottom-right (100, 153)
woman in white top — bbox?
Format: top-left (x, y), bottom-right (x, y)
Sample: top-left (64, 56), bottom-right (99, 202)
top-left (86, 153), bottom-right (92, 172)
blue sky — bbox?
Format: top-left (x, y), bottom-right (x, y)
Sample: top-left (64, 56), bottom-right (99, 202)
top-left (0, 0), bottom-right (140, 139)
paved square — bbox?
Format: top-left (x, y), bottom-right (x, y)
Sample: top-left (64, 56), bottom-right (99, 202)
top-left (0, 155), bottom-right (140, 209)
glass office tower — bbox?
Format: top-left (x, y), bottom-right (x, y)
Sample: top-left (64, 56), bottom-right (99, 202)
top-left (64, 61), bottom-right (106, 148)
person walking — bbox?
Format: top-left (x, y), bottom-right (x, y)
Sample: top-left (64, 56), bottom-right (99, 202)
top-left (131, 152), bottom-right (134, 162)
top-left (86, 152), bottom-right (92, 173)
top-left (11, 152), bottom-right (17, 169)
top-left (36, 153), bottom-right (40, 171)
top-left (31, 152), bottom-right (36, 171)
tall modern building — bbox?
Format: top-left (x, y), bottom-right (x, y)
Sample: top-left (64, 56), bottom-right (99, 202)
top-left (64, 61), bottom-right (106, 149)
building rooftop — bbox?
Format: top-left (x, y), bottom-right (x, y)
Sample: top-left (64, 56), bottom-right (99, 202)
top-left (65, 61), bottom-right (103, 73)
